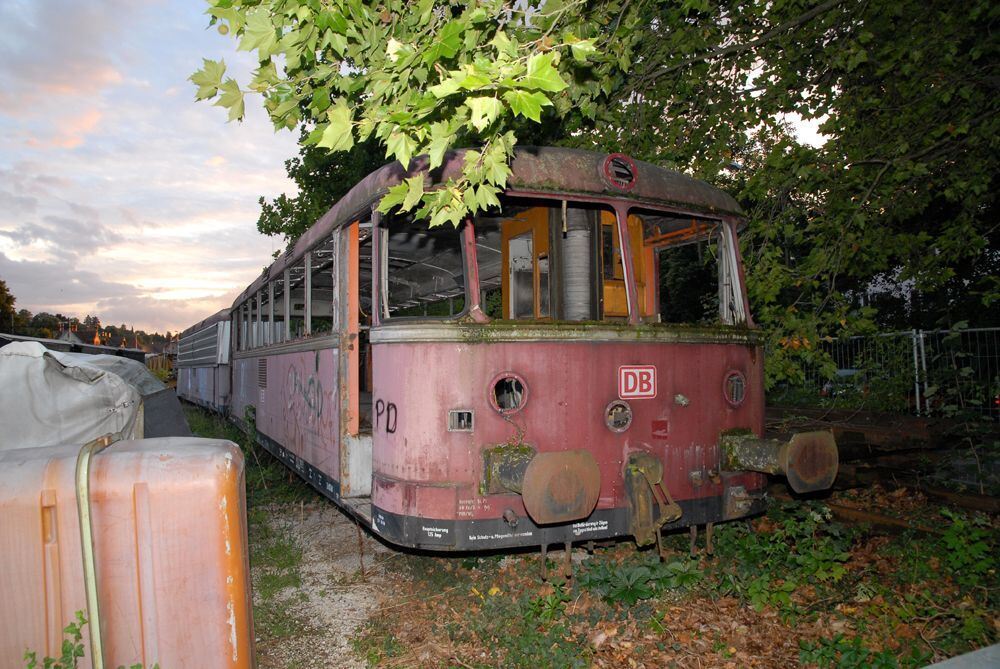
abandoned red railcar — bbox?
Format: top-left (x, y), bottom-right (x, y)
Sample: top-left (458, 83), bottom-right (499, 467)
top-left (178, 147), bottom-right (837, 551)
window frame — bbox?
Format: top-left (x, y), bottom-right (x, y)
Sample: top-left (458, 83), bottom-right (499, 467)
top-left (628, 206), bottom-right (751, 326)
top-left (373, 213), bottom-right (472, 323)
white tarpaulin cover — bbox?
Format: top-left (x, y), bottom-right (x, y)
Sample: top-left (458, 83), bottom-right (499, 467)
top-left (0, 342), bottom-right (143, 451)
top-left (66, 353), bottom-right (166, 397)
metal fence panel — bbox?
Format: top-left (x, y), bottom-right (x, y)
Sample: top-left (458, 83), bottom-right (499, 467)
top-left (778, 327), bottom-right (1000, 419)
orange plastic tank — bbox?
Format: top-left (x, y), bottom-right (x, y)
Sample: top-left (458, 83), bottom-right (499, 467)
top-left (0, 437), bottom-right (254, 669)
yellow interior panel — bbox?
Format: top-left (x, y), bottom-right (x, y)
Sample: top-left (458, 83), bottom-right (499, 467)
top-left (500, 207), bottom-right (550, 320)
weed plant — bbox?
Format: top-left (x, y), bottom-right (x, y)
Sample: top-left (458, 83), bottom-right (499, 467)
top-left (875, 508), bottom-right (998, 658)
top-left (707, 502), bottom-right (856, 615)
top-left (578, 554), bottom-right (703, 606)
top-left (798, 634), bottom-right (927, 669)
top-left (23, 612), bottom-right (157, 669)
top-left (443, 580), bottom-right (589, 669)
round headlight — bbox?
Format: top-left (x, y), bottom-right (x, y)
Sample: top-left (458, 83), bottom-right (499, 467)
top-left (724, 371), bottom-right (746, 407)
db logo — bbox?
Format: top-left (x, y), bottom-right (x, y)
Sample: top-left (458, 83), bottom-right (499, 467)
top-left (618, 365), bottom-right (656, 399)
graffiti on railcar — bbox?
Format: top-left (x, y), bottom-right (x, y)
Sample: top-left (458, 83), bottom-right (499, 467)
top-left (374, 399), bottom-right (397, 433)
top-left (286, 364), bottom-right (325, 422)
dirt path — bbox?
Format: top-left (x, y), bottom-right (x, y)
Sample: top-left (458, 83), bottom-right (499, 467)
top-left (253, 502), bottom-right (397, 669)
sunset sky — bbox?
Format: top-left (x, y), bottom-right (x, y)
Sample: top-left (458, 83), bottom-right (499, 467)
top-left (0, 0), bottom-right (300, 334)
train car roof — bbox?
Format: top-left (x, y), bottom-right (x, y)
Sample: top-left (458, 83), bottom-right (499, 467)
top-left (179, 308), bottom-right (230, 338)
top-left (234, 146), bottom-right (743, 307)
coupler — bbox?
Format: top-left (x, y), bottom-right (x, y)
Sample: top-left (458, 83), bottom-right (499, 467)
top-left (720, 431), bottom-right (839, 493)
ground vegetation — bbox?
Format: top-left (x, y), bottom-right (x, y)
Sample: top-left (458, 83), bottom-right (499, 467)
top-left (352, 493), bottom-right (997, 668)
top-left (182, 405), bottom-right (998, 668)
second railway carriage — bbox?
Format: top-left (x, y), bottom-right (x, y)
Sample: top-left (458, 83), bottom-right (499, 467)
top-left (177, 309), bottom-right (232, 414)
top-left (178, 147), bottom-right (838, 552)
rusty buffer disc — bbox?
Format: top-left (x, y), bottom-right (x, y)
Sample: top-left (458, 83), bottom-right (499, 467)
top-left (785, 431), bottom-right (839, 493)
top-left (521, 450), bottom-right (601, 525)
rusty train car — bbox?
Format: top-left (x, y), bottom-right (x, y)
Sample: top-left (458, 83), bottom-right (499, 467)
top-left (178, 147), bottom-right (837, 552)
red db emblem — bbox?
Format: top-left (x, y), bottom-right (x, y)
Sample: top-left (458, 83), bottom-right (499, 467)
top-left (619, 366), bottom-right (656, 399)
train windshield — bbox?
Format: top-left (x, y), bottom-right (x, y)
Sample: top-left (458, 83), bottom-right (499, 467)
top-left (378, 199), bottom-right (748, 325)
top-left (474, 201), bottom-right (622, 321)
top-left (473, 200), bottom-right (747, 325)
top-left (630, 207), bottom-right (747, 326)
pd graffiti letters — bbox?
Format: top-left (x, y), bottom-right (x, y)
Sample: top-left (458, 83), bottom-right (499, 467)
top-left (374, 399), bottom-right (397, 433)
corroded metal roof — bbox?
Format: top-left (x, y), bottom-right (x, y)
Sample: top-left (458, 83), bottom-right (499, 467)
top-left (234, 146), bottom-right (743, 307)
top-left (179, 308), bottom-right (230, 339)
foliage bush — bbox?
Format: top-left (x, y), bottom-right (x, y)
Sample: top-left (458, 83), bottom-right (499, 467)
top-left (938, 508), bottom-right (995, 587)
top-left (709, 503), bottom-right (854, 615)
top-left (579, 556), bottom-right (703, 606)
top-left (799, 634), bottom-right (926, 669)
top-left (444, 581), bottom-right (589, 669)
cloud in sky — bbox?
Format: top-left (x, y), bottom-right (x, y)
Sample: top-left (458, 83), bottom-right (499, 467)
top-left (0, 0), bottom-right (131, 113)
top-left (0, 0), bottom-right (301, 333)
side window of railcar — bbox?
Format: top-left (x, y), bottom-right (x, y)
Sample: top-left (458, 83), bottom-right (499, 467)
top-left (257, 288), bottom-right (271, 347)
top-left (246, 293), bottom-right (255, 348)
top-left (286, 258), bottom-right (307, 338)
top-left (271, 274), bottom-right (286, 343)
top-left (235, 306), bottom-right (243, 351)
top-left (309, 238), bottom-right (336, 334)
top-left (239, 302), bottom-right (250, 350)
top-left (381, 215), bottom-right (467, 319)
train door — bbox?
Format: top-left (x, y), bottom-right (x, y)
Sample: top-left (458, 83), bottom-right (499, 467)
top-left (500, 206), bottom-right (551, 319)
top-left (600, 211), bottom-right (651, 319)
top-left (338, 219), bottom-right (373, 498)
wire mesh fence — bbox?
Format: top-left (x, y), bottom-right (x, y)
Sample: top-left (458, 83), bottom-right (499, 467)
top-left (772, 327), bottom-right (1000, 419)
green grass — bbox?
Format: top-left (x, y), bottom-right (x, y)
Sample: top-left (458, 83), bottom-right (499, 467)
top-left (250, 513), bottom-right (308, 641)
top-left (350, 626), bottom-right (405, 667)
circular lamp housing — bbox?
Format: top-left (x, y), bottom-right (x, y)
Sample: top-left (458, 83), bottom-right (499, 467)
top-left (724, 371), bottom-right (747, 407)
top-left (605, 400), bottom-right (633, 432)
top-left (490, 372), bottom-right (527, 415)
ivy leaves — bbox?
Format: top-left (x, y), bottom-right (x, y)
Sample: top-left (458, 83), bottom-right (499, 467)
top-left (193, 0), bottom-right (621, 226)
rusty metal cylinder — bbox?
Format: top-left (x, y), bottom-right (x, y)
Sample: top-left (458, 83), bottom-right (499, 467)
top-left (562, 208), bottom-right (595, 321)
top-left (720, 431), bottom-right (839, 493)
top-left (482, 446), bottom-right (601, 525)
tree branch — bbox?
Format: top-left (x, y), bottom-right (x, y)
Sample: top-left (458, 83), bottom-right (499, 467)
top-left (650, 0), bottom-right (849, 81)
top-left (855, 110), bottom-right (996, 205)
